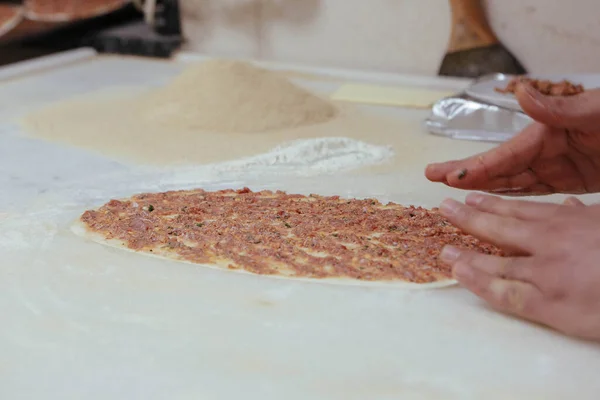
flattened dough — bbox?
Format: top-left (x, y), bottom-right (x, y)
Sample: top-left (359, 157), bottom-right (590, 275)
top-left (68, 188), bottom-right (483, 289)
top-left (71, 219), bottom-right (458, 289)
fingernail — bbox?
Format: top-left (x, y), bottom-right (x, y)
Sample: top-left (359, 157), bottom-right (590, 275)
top-left (522, 83), bottom-right (537, 96)
top-left (520, 84), bottom-right (547, 106)
top-left (440, 245), bottom-right (461, 263)
top-left (465, 192), bottom-right (485, 206)
top-left (521, 83), bottom-right (541, 98)
top-left (453, 263), bottom-right (473, 281)
top-left (564, 196), bottom-right (584, 207)
top-left (439, 198), bottom-right (460, 217)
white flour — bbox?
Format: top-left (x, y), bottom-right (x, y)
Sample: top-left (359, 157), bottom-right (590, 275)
top-left (158, 136), bottom-right (394, 186)
top-left (209, 136), bottom-right (393, 175)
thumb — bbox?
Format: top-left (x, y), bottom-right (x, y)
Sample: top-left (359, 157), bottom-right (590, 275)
top-left (516, 83), bottom-right (600, 132)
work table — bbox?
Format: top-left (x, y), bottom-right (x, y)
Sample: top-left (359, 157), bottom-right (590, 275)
top-left (1, 49), bottom-right (599, 400)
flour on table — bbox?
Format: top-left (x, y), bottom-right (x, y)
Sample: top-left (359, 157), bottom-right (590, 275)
top-left (211, 137), bottom-right (393, 174)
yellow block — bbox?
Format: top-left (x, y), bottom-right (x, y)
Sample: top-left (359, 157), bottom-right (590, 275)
top-left (330, 83), bottom-right (455, 109)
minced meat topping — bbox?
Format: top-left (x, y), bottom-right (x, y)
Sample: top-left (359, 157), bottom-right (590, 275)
top-left (80, 188), bottom-right (503, 283)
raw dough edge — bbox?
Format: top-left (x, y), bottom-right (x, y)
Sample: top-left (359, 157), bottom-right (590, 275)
top-left (70, 219), bottom-right (458, 290)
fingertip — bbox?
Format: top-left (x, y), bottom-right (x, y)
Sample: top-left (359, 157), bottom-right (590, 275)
top-left (515, 82), bottom-right (596, 130)
top-left (424, 163), bottom-right (440, 181)
top-left (440, 245), bottom-right (461, 263)
top-left (515, 83), bottom-right (558, 125)
top-left (515, 81), bottom-right (538, 98)
top-left (439, 198), bottom-right (462, 217)
top-left (425, 163), bottom-right (454, 184)
top-left (425, 160), bottom-right (466, 184)
top-left (515, 82), bottom-right (545, 108)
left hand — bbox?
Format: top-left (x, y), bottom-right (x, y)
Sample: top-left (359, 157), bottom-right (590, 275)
top-left (438, 193), bottom-right (600, 341)
top-left (425, 84), bottom-right (600, 196)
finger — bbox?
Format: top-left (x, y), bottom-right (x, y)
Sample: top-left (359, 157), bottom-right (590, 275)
top-left (453, 261), bottom-right (546, 324)
top-left (440, 246), bottom-right (535, 282)
top-left (439, 198), bottom-right (535, 253)
top-left (465, 193), bottom-right (567, 220)
top-left (428, 124), bottom-right (547, 191)
top-left (425, 160), bottom-right (464, 184)
top-left (563, 196), bottom-right (585, 206)
top-left (516, 83), bottom-right (600, 132)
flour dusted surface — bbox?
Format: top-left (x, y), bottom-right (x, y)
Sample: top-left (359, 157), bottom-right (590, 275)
top-left (20, 58), bottom-right (412, 168)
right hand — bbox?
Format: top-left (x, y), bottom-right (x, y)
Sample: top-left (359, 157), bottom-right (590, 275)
top-left (425, 84), bottom-right (600, 195)
top-left (438, 193), bottom-right (600, 341)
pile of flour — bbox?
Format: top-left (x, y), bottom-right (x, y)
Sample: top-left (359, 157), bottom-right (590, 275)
top-left (136, 59), bottom-right (338, 133)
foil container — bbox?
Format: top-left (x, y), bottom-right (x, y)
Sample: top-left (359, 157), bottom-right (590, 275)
top-left (424, 74), bottom-right (533, 143)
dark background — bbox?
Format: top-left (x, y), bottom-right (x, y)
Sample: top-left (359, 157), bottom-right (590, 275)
top-left (0, 1), bottom-right (183, 67)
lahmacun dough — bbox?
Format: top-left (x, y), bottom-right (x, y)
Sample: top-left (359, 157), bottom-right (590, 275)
top-left (72, 188), bottom-right (503, 288)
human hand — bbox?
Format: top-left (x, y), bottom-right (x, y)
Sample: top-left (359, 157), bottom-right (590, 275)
top-left (438, 193), bottom-right (600, 341)
top-left (425, 84), bottom-right (600, 195)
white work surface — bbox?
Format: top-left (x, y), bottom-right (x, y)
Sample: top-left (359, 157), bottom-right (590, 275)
top-left (1, 49), bottom-right (600, 400)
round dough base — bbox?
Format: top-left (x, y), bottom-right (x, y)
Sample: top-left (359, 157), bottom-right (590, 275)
top-left (71, 219), bottom-right (458, 290)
